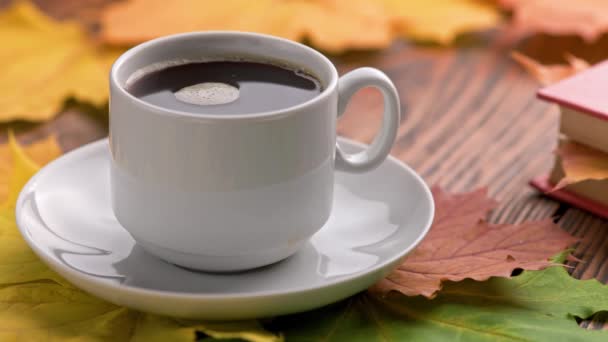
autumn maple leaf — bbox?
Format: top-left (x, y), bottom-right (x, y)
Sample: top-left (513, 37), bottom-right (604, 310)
top-left (0, 1), bottom-right (123, 122)
top-left (371, 187), bottom-right (577, 298)
top-left (500, 0), bottom-right (608, 42)
top-left (0, 135), bottom-right (62, 203)
top-left (553, 139), bottom-right (608, 190)
top-left (511, 52), bottom-right (589, 86)
top-left (100, 0), bottom-right (501, 52)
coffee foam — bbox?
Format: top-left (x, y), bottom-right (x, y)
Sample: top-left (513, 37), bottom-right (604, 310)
top-left (174, 82), bottom-right (239, 106)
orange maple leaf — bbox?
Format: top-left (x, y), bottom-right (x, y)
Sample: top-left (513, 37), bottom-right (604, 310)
top-left (553, 139), bottom-right (608, 190)
top-left (384, 0), bottom-right (501, 44)
top-left (100, 0), bottom-right (392, 53)
top-left (370, 187), bottom-right (577, 298)
top-left (511, 51), bottom-right (589, 86)
top-left (100, 0), bottom-right (501, 52)
top-left (500, 0), bottom-right (608, 42)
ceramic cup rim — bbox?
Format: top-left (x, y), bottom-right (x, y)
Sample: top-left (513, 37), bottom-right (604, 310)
top-left (110, 31), bottom-right (339, 121)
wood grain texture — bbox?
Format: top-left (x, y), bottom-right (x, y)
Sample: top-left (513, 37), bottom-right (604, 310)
top-left (4, 0), bottom-right (608, 329)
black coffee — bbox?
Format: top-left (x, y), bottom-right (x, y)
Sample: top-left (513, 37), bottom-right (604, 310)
top-left (126, 61), bottom-right (323, 115)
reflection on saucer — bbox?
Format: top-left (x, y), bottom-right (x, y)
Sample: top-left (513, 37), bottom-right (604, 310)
top-left (311, 184), bottom-right (397, 278)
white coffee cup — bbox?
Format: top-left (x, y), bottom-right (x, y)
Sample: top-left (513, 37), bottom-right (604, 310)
top-left (109, 31), bottom-right (400, 272)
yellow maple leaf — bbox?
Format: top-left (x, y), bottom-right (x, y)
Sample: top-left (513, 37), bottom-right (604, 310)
top-left (283, 0), bottom-right (393, 53)
top-left (382, 0), bottom-right (501, 44)
top-left (0, 283), bottom-right (136, 341)
top-left (101, 0), bottom-right (297, 43)
top-left (553, 140), bottom-right (608, 189)
top-left (100, 0), bottom-right (500, 52)
top-left (0, 133), bottom-right (66, 285)
top-left (0, 136), bottom-right (281, 341)
top-left (0, 282), bottom-right (280, 342)
top-left (0, 1), bottom-right (124, 122)
top-left (0, 133), bottom-right (62, 204)
top-left (0, 207), bottom-right (67, 286)
top-left (0, 132), bottom-right (39, 207)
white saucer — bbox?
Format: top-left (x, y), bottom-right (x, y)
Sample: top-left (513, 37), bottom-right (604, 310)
top-left (16, 137), bottom-right (434, 320)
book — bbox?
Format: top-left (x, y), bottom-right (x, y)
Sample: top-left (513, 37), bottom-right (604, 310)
top-left (531, 139), bottom-right (608, 219)
top-left (538, 60), bottom-right (608, 154)
top-left (530, 147), bottom-right (608, 219)
top-left (532, 61), bottom-right (608, 218)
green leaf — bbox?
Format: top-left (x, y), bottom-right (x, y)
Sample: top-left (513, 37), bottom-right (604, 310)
top-left (273, 265), bottom-right (608, 341)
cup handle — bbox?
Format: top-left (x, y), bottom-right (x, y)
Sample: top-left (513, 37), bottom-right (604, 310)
top-left (336, 67), bottom-right (400, 173)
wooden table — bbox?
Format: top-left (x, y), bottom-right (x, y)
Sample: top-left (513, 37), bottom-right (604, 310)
top-left (4, 0), bottom-right (608, 330)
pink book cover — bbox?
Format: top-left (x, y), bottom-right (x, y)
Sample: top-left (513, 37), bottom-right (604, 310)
top-left (537, 59), bottom-right (608, 122)
top-left (530, 175), bottom-right (608, 219)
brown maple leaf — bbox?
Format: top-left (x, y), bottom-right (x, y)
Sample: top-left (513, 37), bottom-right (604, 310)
top-left (370, 187), bottom-right (577, 298)
top-left (500, 0), bottom-right (608, 42)
top-left (511, 52), bottom-right (589, 86)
